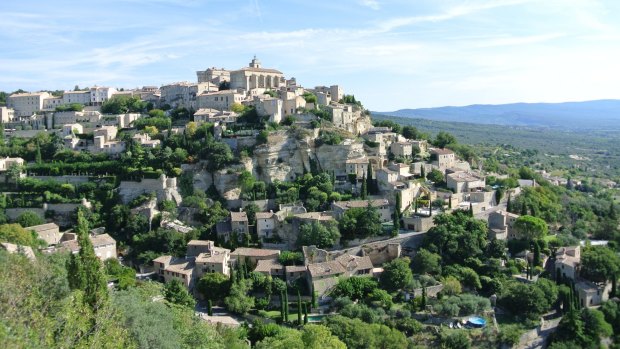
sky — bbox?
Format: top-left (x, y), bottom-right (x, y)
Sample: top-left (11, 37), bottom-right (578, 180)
top-left (2, 0), bottom-right (620, 111)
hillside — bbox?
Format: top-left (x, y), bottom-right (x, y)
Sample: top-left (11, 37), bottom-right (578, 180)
top-left (377, 99), bottom-right (620, 131)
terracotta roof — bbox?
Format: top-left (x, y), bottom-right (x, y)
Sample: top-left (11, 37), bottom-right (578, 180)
top-left (333, 199), bottom-right (389, 210)
top-left (26, 223), bottom-right (59, 232)
top-left (233, 247), bottom-right (280, 258)
top-left (307, 260), bottom-right (346, 278)
top-left (188, 240), bottom-right (214, 246)
top-left (255, 212), bottom-right (275, 219)
top-left (153, 255), bottom-right (173, 264)
top-left (447, 172), bottom-right (483, 183)
top-left (165, 259), bottom-right (195, 275)
top-left (254, 258), bottom-right (283, 273)
top-left (230, 211), bottom-right (248, 222)
top-left (335, 254), bottom-right (373, 273)
top-left (294, 212), bottom-right (334, 221)
top-left (430, 148), bottom-right (454, 155)
top-left (90, 234), bottom-right (116, 248)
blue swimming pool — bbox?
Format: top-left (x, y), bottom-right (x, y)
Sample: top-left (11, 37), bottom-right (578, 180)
top-left (467, 316), bottom-right (487, 328)
top-left (307, 314), bottom-right (329, 322)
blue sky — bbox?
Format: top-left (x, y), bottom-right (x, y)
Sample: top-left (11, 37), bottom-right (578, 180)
top-left (2, 0), bottom-right (620, 110)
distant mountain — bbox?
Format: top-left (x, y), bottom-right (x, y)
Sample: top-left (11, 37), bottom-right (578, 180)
top-left (376, 100), bottom-right (620, 131)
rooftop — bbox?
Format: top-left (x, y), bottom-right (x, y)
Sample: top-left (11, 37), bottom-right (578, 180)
top-left (430, 148), bottom-right (454, 155)
top-left (447, 171), bottom-right (483, 183)
top-left (232, 247), bottom-right (280, 258)
top-left (25, 222), bottom-right (59, 232)
top-left (255, 212), bottom-right (275, 219)
top-left (308, 260), bottom-right (346, 278)
top-left (230, 211), bottom-right (248, 222)
top-left (254, 258), bottom-right (284, 273)
top-left (333, 199), bottom-right (389, 210)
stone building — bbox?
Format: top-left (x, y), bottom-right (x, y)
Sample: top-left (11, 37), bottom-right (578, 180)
top-left (229, 56), bottom-right (284, 91)
top-left (7, 92), bottom-right (52, 117)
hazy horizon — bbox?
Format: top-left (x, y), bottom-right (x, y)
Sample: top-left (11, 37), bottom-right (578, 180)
top-left (2, 0), bottom-right (620, 110)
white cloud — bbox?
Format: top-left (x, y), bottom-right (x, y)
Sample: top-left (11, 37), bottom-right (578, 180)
top-left (360, 0), bottom-right (380, 10)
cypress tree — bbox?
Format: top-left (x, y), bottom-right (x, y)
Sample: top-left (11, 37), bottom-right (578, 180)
top-left (280, 291), bottom-right (285, 321)
top-left (66, 208), bottom-right (108, 309)
top-left (448, 196), bottom-right (452, 209)
top-left (533, 241), bottom-right (541, 267)
top-left (429, 200), bottom-right (432, 217)
top-left (366, 164), bottom-right (373, 195)
top-left (303, 302), bottom-right (308, 324)
top-left (208, 299), bottom-right (213, 316)
top-left (421, 286), bottom-right (427, 309)
top-left (35, 141), bottom-right (42, 164)
top-left (297, 290), bottom-right (302, 325)
top-left (284, 288), bottom-right (289, 322)
top-left (393, 192), bottom-right (401, 236)
top-left (414, 199), bottom-right (418, 214)
top-left (312, 291), bottom-right (318, 309)
top-left (421, 165), bottom-right (426, 179)
top-left (506, 194), bottom-right (512, 212)
top-left (361, 174), bottom-right (367, 199)
top-left (469, 202), bottom-right (474, 217)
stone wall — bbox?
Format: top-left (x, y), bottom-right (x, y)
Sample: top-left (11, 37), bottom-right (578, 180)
top-left (118, 174), bottom-right (182, 204)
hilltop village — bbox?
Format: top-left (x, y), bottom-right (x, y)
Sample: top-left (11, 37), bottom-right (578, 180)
top-left (2, 57), bottom-right (620, 348)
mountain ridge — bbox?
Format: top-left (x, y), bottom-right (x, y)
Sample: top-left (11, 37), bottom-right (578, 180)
top-left (375, 99), bottom-right (620, 131)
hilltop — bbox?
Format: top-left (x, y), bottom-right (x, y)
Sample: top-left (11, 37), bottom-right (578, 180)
top-left (377, 99), bottom-right (620, 131)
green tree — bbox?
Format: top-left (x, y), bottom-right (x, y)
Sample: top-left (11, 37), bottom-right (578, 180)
top-left (380, 257), bottom-right (413, 292)
top-left (422, 211), bottom-right (488, 264)
top-left (66, 209), bottom-right (108, 308)
top-left (163, 279), bottom-right (196, 308)
top-left (197, 272), bottom-right (230, 302)
top-left (0, 223), bottom-right (41, 247)
top-left (104, 258), bottom-right (136, 289)
top-left (514, 215), bottom-right (548, 241)
top-left (580, 246), bottom-right (620, 284)
top-left (412, 248), bottom-right (442, 275)
top-left (331, 276), bottom-right (379, 301)
top-left (427, 168), bottom-right (444, 183)
top-left (297, 221), bottom-right (340, 248)
top-left (15, 211), bottom-right (44, 228)
top-left (225, 279), bottom-right (254, 314)
top-left (433, 131), bottom-right (457, 148)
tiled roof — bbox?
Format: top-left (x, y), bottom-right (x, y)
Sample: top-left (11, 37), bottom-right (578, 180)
top-left (430, 148), bottom-right (454, 155)
top-left (230, 211), bottom-right (248, 222)
top-left (333, 199), bottom-right (389, 210)
top-left (254, 258), bottom-right (283, 273)
top-left (307, 260), bottom-right (346, 278)
top-left (90, 234), bottom-right (116, 248)
top-left (335, 254), bottom-right (373, 273)
top-left (26, 223), bottom-right (59, 232)
top-left (233, 247), bottom-right (280, 258)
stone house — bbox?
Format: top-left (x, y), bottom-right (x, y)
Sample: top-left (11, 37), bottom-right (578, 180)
top-left (488, 210), bottom-right (520, 240)
top-left (153, 239), bottom-right (230, 291)
top-left (555, 246), bottom-right (581, 281)
top-left (255, 211), bottom-right (277, 239)
top-left (446, 171), bottom-right (486, 194)
top-left (232, 247), bottom-right (280, 266)
top-left (430, 148), bottom-right (455, 170)
top-left (27, 222), bottom-right (62, 245)
top-left (61, 233), bottom-right (117, 260)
